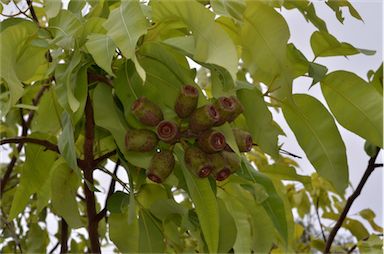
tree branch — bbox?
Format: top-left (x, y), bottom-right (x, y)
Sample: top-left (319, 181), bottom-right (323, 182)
top-left (0, 137), bottom-right (60, 154)
top-left (60, 219), bottom-right (68, 254)
top-left (315, 198), bottom-right (326, 242)
top-left (0, 85), bottom-right (49, 194)
top-left (26, 0), bottom-right (39, 23)
top-left (324, 148), bottom-right (381, 253)
top-left (82, 95), bottom-right (101, 254)
top-left (95, 160), bottom-right (120, 222)
top-left (87, 72), bottom-right (113, 87)
top-left (93, 150), bottom-right (117, 166)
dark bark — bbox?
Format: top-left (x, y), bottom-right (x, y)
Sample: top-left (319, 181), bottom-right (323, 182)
top-left (60, 219), bottom-right (68, 253)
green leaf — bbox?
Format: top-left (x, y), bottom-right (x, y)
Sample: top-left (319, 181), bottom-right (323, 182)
top-left (25, 223), bottom-right (49, 253)
top-left (310, 31), bottom-right (375, 58)
top-left (44, 0), bottom-right (62, 19)
top-left (107, 191), bottom-right (130, 214)
top-left (152, 0), bottom-right (238, 80)
top-left (58, 112), bottom-right (80, 175)
top-left (139, 209), bottom-right (165, 253)
top-left (218, 188), bottom-right (252, 253)
top-left (216, 122), bottom-right (240, 155)
top-left (136, 184), bottom-right (168, 209)
top-left (217, 199), bottom-right (237, 253)
top-left (326, 0), bottom-right (363, 23)
top-left (321, 71), bottom-right (383, 148)
top-left (0, 20), bottom-right (41, 115)
top-left (359, 209), bottom-right (383, 232)
top-left (308, 62), bottom-right (328, 87)
top-left (260, 164), bottom-right (311, 184)
top-left (104, 0), bottom-right (147, 80)
top-left (323, 212), bottom-right (369, 240)
top-left (237, 88), bottom-right (280, 157)
top-left (370, 64), bottom-right (383, 94)
top-left (357, 235), bottom-right (383, 253)
top-left (109, 202), bottom-right (139, 253)
top-left (241, 2), bottom-right (289, 78)
top-left (49, 10), bottom-right (82, 49)
top-left (93, 84), bottom-right (153, 168)
top-left (31, 89), bottom-right (62, 134)
top-left (282, 94), bottom-right (348, 194)
top-left (9, 134), bottom-right (57, 219)
top-left (240, 161), bottom-right (288, 243)
top-left (287, 43), bottom-right (309, 78)
top-left (175, 145), bottom-right (219, 253)
top-left (50, 158), bottom-right (83, 228)
top-left (210, 0), bottom-right (245, 21)
top-left (85, 34), bottom-right (116, 76)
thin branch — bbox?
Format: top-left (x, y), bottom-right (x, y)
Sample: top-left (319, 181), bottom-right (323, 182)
top-left (315, 198), bottom-right (326, 242)
top-left (95, 160), bottom-right (120, 222)
top-left (82, 95), bottom-right (101, 254)
top-left (93, 150), bottom-right (117, 166)
top-left (252, 143), bottom-right (302, 159)
top-left (26, 0), bottom-right (39, 23)
top-left (48, 242), bottom-right (59, 254)
top-left (324, 148), bottom-right (381, 253)
top-left (60, 219), bottom-right (68, 254)
top-left (0, 137), bottom-right (60, 154)
top-left (96, 165), bottom-right (130, 193)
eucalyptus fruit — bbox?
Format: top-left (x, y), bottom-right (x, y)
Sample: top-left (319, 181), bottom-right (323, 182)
top-left (175, 85), bottom-right (199, 118)
top-left (147, 150), bottom-right (175, 183)
top-left (125, 89), bottom-right (249, 183)
top-left (132, 96), bottom-right (164, 126)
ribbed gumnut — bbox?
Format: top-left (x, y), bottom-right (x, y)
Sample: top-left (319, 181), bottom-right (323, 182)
top-left (197, 129), bottom-right (226, 153)
top-left (214, 97), bottom-right (237, 125)
top-left (147, 150), bottom-right (175, 183)
top-left (221, 151), bottom-right (241, 173)
top-left (233, 128), bottom-right (253, 152)
top-left (184, 146), bottom-right (213, 178)
top-left (226, 96), bottom-right (244, 122)
top-left (175, 85), bottom-right (199, 118)
top-left (125, 129), bottom-right (158, 152)
top-left (209, 153), bottom-right (232, 181)
top-left (156, 120), bottom-right (179, 144)
top-left (131, 96), bottom-right (164, 126)
top-left (188, 104), bottom-right (220, 133)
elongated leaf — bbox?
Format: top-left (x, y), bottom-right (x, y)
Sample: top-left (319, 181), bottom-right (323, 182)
top-left (240, 161), bottom-right (288, 243)
top-left (321, 71), bottom-right (383, 147)
top-left (109, 202), bottom-right (139, 253)
top-left (139, 209), bottom-right (165, 253)
top-left (152, 0), bottom-right (238, 80)
top-left (49, 10), bottom-right (82, 49)
top-left (175, 145), bottom-right (219, 253)
top-left (93, 84), bottom-right (153, 168)
top-left (217, 199), bottom-right (237, 253)
top-left (210, 0), bottom-right (245, 21)
top-left (282, 94), bottom-right (348, 194)
top-left (85, 34), bottom-right (116, 76)
top-left (50, 158), bottom-right (82, 228)
top-left (9, 134), bottom-right (57, 219)
top-left (260, 164), bottom-right (311, 184)
top-left (310, 31), bottom-right (375, 58)
top-left (237, 88), bottom-right (280, 157)
top-left (241, 2), bottom-right (289, 77)
top-left (104, 0), bottom-right (147, 80)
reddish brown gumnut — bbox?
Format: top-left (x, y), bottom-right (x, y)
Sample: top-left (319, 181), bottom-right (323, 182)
top-left (131, 96), bottom-right (164, 126)
top-left (209, 153), bottom-right (232, 181)
top-left (184, 146), bottom-right (213, 178)
top-left (214, 97), bottom-right (236, 125)
top-left (221, 151), bottom-right (241, 173)
top-left (226, 96), bottom-right (244, 122)
top-left (233, 128), bottom-right (253, 152)
top-left (197, 130), bottom-right (226, 153)
top-left (156, 120), bottom-right (179, 144)
top-left (189, 104), bottom-right (220, 133)
top-left (175, 85), bottom-right (199, 118)
top-left (125, 129), bottom-right (158, 152)
top-left (147, 150), bottom-right (175, 183)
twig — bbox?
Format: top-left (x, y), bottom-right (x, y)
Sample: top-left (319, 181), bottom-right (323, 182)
top-left (93, 150), bottom-right (117, 166)
top-left (95, 160), bottom-right (120, 222)
top-left (87, 72), bottom-right (113, 87)
top-left (26, 0), bottom-right (39, 23)
top-left (48, 242), bottom-right (59, 254)
top-left (60, 219), bottom-right (68, 253)
top-left (252, 143), bottom-right (302, 159)
top-left (0, 137), bottom-right (60, 154)
top-left (315, 198), bottom-right (326, 242)
top-left (324, 148), bottom-right (381, 253)
top-left (96, 165), bottom-right (130, 192)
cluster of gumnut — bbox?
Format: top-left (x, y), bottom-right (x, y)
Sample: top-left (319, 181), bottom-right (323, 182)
top-left (125, 85), bottom-right (253, 184)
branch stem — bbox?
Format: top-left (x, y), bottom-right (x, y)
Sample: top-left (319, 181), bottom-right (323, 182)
top-left (60, 219), bottom-right (68, 253)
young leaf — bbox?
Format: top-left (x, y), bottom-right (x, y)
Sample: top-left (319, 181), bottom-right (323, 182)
top-left (85, 34), bottom-right (116, 76)
top-left (308, 62), bottom-right (328, 87)
top-left (237, 88), bottom-right (280, 157)
top-left (175, 145), bottom-right (219, 253)
top-left (217, 199), bottom-right (237, 253)
top-left (152, 0), bottom-right (238, 80)
top-left (282, 94), bottom-right (348, 194)
top-left (50, 158), bottom-right (83, 229)
top-left (321, 71), bottom-right (383, 148)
